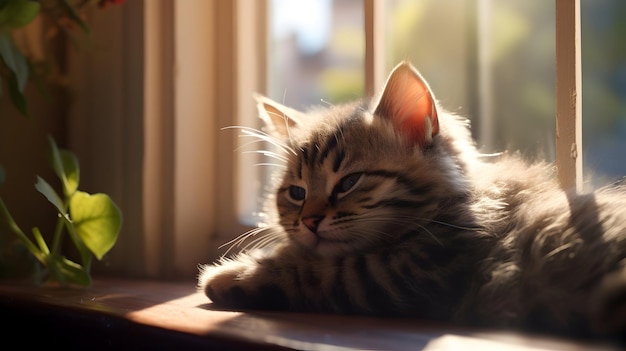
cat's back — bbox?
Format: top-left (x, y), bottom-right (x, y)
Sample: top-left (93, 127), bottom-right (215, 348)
top-left (469, 158), bottom-right (626, 336)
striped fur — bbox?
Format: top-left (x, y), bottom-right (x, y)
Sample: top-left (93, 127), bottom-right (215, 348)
top-left (198, 62), bottom-right (626, 341)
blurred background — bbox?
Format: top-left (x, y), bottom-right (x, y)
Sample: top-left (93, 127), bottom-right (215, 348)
top-left (267, 0), bottom-right (626, 189)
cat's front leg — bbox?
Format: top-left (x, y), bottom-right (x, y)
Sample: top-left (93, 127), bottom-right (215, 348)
top-left (198, 252), bottom-right (290, 311)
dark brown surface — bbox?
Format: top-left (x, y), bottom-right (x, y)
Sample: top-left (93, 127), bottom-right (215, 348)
top-left (0, 278), bottom-right (621, 350)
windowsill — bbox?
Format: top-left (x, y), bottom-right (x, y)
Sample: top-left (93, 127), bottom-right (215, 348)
top-left (0, 278), bottom-right (620, 351)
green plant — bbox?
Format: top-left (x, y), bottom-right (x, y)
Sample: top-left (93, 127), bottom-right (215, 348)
top-left (0, 0), bottom-right (124, 286)
top-left (1, 0), bottom-right (124, 115)
top-left (0, 137), bottom-right (122, 286)
top-left (0, 0), bottom-right (38, 116)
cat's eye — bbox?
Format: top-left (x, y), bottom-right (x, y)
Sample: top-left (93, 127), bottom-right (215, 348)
top-left (288, 185), bottom-right (306, 201)
top-left (338, 173), bottom-right (362, 193)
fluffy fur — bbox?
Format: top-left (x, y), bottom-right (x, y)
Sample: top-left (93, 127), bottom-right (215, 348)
top-left (198, 61), bottom-right (626, 341)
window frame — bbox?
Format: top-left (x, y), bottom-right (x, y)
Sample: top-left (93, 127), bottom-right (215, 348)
top-left (68, 0), bottom-right (251, 279)
top-left (554, 0), bottom-right (583, 192)
top-left (66, 0), bottom-right (584, 280)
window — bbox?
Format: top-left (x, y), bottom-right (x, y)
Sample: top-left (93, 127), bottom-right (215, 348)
top-left (60, 0), bottom-right (624, 280)
top-left (237, 0), bottom-right (366, 225)
top-left (580, 1), bottom-right (626, 188)
top-left (249, 0), bottom-right (625, 201)
top-left (268, 0), bottom-right (365, 108)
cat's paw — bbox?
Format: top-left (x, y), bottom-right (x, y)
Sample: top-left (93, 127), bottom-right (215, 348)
top-left (198, 259), bottom-right (254, 308)
top-left (198, 255), bottom-right (290, 311)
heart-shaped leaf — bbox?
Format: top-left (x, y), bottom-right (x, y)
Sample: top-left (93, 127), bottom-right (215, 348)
top-left (70, 191), bottom-right (122, 260)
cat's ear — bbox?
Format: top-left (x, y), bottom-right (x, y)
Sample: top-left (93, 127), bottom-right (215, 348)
top-left (373, 61), bottom-right (439, 147)
top-left (254, 93), bottom-right (303, 138)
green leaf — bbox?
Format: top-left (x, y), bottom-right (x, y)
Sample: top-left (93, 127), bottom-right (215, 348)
top-left (0, 0), bottom-right (40, 29)
top-left (47, 135), bottom-right (64, 180)
top-left (60, 150), bottom-right (80, 195)
top-left (59, 149), bottom-right (80, 196)
top-left (7, 70), bottom-right (29, 117)
top-left (47, 136), bottom-right (80, 196)
top-left (0, 36), bottom-right (30, 116)
top-left (0, 34), bottom-right (29, 92)
top-left (70, 191), bottom-right (122, 260)
top-left (34, 176), bottom-right (67, 218)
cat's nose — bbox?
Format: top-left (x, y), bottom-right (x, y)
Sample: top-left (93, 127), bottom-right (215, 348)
top-left (302, 215), bottom-right (324, 234)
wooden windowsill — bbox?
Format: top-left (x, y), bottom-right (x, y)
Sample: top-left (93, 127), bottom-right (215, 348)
top-left (0, 278), bottom-right (620, 350)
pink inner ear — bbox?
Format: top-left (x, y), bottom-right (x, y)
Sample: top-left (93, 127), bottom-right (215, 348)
top-left (375, 63), bottom-right (440, 147)
top-left (394, 83), bottom-right (439, 146)
top-left (255, 94), bottom-right (300, 139)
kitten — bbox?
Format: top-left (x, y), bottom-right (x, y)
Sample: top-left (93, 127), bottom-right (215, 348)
top-left (198, 61), bottom-right (626, 340)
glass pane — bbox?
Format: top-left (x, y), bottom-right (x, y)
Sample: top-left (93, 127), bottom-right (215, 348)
top-left (386, 0), bottom-right (556, 158)
top-left (242, 0), bottom-right (365, 224)
top-left (385, 0), bottom-right (476, 127)
top-left (386, 0), bottom-right (626, 188)
top-left (581, 0), bottom-right (626, 188)
top-left (268, 0), bottom-right (364, 109)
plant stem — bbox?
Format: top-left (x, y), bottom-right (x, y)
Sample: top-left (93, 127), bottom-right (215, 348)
top-left (0, 198), bottom-right (45, 263)
top-left (50, 213), bottom-right (66, 256)
top-left (32, 227), bottom-right (50, 255)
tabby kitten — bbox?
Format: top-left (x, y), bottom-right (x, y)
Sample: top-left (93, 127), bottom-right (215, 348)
top-left (198, 61), bottom-right (626, 340)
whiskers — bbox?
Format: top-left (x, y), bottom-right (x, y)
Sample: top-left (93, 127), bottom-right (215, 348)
top-left (223, 125), bottom-right (296, 156)
top-left (349, 214), bottom-right (445, 247)
top-left (344, 213), bottom-right (482, 247)
top-left (477, 151), bottom-right (504, 158)
top-left (222, 125), bottom-right (295, 169)
top-left (218, 224), bottom-right (287, 257)
top-left (241, 150), bottom-right (288, 169)
top-left (242, 149), bottom-right (289, 163)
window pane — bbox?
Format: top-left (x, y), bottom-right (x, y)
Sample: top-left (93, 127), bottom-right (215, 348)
top-left (238, 0), bottom-right (364, 225)
top-left (582, 0), bottom-right (626, 188)
top-left (386, 0), bottom-right (626, 188)
top-left (268, 0), bottom-right (364, 109)
top-left (386, 0), bottom-right (556, 158)
top-left (385, 0), bottom-right (476, 127)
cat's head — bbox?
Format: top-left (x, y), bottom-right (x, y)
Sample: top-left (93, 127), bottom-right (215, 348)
top-left (255, 61), bottom-right (473, 257)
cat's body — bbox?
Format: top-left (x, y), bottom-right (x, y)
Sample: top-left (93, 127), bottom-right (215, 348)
top-left (198, 62), bottom-right (626, 340)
